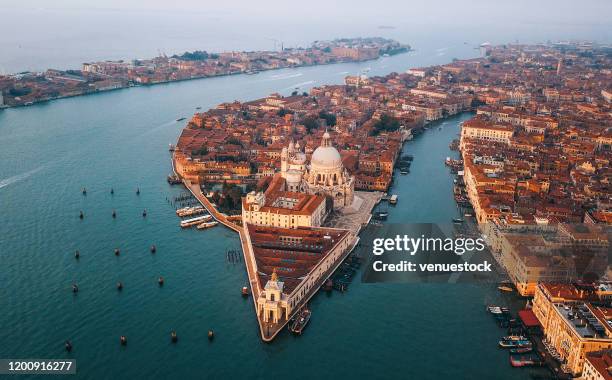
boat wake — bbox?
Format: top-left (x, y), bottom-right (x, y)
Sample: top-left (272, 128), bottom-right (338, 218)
top-left (267, 72), bottom-right (303, 81)
top-left (284, 80), bottom-right (314, 90)
top-left (140, 120), bottom-right (177, 137)
top-left (0, 165), bottom-right (45, 190)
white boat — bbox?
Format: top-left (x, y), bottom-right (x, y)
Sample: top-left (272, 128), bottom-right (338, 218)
top-left (180, 215), bottom-right (212, 228)
top-left (389, 194), bottom-right (398, 204)
top-left (196, 221), bottom-right (218, 229)
top-left (176, 206), bottom-right (204, 217)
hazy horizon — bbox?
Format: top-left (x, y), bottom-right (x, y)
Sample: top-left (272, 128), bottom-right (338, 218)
top-left (1, 0), bottom-right (611, 73)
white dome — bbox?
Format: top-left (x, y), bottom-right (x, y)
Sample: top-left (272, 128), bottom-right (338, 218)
top-left (311, 146), bottom-right (342, 169)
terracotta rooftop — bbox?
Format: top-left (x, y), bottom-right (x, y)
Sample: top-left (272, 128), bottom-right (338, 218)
top-left (246, 224), bottom-right (349, 294)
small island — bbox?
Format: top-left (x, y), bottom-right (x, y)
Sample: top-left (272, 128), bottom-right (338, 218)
top-left (0, 37), bottom-right (409, 108)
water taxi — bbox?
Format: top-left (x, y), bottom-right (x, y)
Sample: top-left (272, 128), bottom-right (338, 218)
top-left (242, 286), bottom-right (249, 297)
top-left (374, 210), bottom-right (389, 220)
top-left (289, 308), bottom-right (311, 335)
top-left (501, 335), bottom-right (527, 341)
top-left (180, 215), bottom-right (212, 228)
top-left (176, 206), bottom-right (205, 217)
top-left (389, 194), bottom-right (398, 204)
top-left (499, 340), bottom-right (532, 349)
top-left (498, 285), bottom-right (513, 292)
top-left (196, 221), bottom-right (218, 229)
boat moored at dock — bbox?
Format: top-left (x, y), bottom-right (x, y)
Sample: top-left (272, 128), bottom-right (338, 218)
top-left (176, 206), bottom-right (205, 217)
top-left (196, 220), bottom-right (218, 229)
top-left (180, 214), bottom-right (212, 228)
top-left (289, 308), bottom-right (311, 335)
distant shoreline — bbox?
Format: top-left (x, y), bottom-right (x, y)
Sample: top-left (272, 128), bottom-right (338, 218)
top-left (1, 54), bottom-right (411, 109)
top-left (0, 38), bottom-right (410, 109)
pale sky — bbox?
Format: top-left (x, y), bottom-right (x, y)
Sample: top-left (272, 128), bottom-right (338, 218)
top-left (3, 0), bottom-right (612, 28)
top-left (1, 0), bottom-right (610, 73)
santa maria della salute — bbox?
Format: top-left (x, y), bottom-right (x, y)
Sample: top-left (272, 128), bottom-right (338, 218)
top-left (243, 131), bottom-right (357, 230)
top-left (281, 131), bottom-right (355, 209)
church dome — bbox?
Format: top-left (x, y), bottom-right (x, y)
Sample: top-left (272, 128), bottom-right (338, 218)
top-left (310, 131), bottom-right (342, 170)
top-left (311, 146), bottom-right (342, 169)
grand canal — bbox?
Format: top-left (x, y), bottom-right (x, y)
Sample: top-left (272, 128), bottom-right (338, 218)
top-left (0, 47), bottom-right (548, 379)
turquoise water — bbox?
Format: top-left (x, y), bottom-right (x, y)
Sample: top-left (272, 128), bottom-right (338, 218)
top-left (0, 51), bottom-right (548, 379)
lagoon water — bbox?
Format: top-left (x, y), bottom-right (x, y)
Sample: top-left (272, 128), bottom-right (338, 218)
top-left (0, 47), bottom-right (549, 379)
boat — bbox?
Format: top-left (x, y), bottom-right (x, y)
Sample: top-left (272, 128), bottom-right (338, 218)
top-left (374, 210), bottom-right (388, 220)
top-left (499, 340), bottom-right (532, 349)
top-left (400, 169), bottom-right (409, 175)
top-left (180, 215), bottom-right (211, 228)
top-left (196, 106), bottom-right (202, 110)
top-left (452, 218), bottom-right (464, 224)
top-left (168, 144), bottom-right (175, 152)
top-left (176, 117), bottom-right (186, 122)
top-left (510, 347), bottom-right (533, 354)
top-left (464, 213), bottom-right (473, 217)
top-left (196, 220), bottom-right (218, 229)
top-left (242, 286), bottom-right (249, 297)
top-left (322, 279), bottom-right (333, 292)
top-left (389, 194), bottom-right (398, 204)
top-left (167, 174), bottom-right (181, 184)
top-left (289, 308), bottom-right (311, 335)
top-left (176, 206), bottom-right (205, 217)
top-left (498, 286), bottom-right (513, 292)
top-left (502, 335), bottom-right (528, 341)
top-left (510, 354), bottom-right (542, 367)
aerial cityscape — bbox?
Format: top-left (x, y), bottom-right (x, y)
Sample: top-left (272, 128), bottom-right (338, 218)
top-left (1, 1), bottom-right (611, 379)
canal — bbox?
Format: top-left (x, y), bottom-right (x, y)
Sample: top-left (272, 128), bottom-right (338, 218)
top-left (0, 48), bottom-right (548, 379)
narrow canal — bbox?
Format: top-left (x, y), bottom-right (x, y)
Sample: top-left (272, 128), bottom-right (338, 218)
top-left (0, 48), bottom-right (547, 379)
